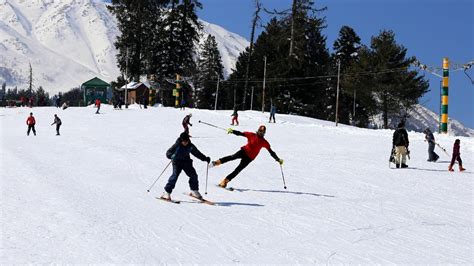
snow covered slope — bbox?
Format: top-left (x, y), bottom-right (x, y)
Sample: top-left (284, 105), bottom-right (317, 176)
top-left (1, 106), bottom-right (472, 263)
top-left (0, 0), bottom-right (249, 93)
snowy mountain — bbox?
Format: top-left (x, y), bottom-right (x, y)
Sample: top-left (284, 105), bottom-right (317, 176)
top-left (0, 0), bottom-right (249, 93)
top-left (370, 104), bottom-right (474, 137)
top-left (1, 106), bottom-right (473, 263)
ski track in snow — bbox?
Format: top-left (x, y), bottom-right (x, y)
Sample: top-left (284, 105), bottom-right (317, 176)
top-left (0, 105), bottom-right (472, 264)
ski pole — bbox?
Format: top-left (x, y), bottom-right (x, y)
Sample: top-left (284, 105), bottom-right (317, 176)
top-left (198, 120), bottom-right (227, 131)
top-left (205, 163), bottom-right (209, 195)
top-left (280, 164), bottom-right (287, 189)
top-left (435, 142), bottom-right (450, 157)
top-left (146, 160), bottom-right (172, 192)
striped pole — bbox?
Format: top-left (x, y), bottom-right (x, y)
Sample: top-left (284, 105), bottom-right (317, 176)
top-left (440, 58), bottom-right (449, 134)
top-left (175, 74), bottom-right (180, 108)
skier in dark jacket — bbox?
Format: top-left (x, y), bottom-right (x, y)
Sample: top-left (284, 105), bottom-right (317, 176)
top-left (212, 125), bottom-right (283, 188)
top-left (423, 128), bottom-right (439, 162)
top-left (392, 121), bottom-right (409, 168)
top-left (448, 139), bottom-right (466, 172)
top-left (182, 113), bottom-right (192, 134)
top-left (51, 114), bottom-right (62, 136)
top-left (161, 132), bottom-right (211, 200)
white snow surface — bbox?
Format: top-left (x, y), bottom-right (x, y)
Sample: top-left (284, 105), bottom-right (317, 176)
top-left (0, 0), bottom-right (249, 93)
top-left (1, 106), bottom-right (473, 264)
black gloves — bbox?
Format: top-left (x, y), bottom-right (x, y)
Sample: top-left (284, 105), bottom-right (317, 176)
top-left (206, 157), bottom-right (211, 163)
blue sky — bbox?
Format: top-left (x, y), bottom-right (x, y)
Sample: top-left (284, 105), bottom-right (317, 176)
top-left (197, 0), bottom-right (474, 128)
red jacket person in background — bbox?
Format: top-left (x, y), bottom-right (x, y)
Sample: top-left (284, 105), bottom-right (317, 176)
top-left (449, 139), bottom-right (466, 172)
top-left (26, 112), bottom-right (36, 136)
top-left (95, 98), bottom-right (101, 114)
top-left (212, 125), bottom-right (283, 188)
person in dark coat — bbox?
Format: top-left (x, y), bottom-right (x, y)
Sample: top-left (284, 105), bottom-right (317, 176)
top-left (392, 121), bottom-right (409, 168)
top-left (182, 113), bottom-right (192, 134)
top-left (231, 107), bottom-right (239, 126)
top-left (51, 114), bottom-right (62, 136)
top-left (212, 125), bottom-right (283, 188)
top-left (26, 112), bottom-right (36, 136)
top-left (448, 139), bottom-right (466, 172)
top-left (423, 128), bottom-right (439, 162)
top-left (161, 132), bottom-right (211, 200)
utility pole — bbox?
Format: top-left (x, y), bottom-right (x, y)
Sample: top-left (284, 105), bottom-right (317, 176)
top-left (262, 56), bottom-right (267, 112)
top-left (125, 47), bottom-right (129, 107)
top-left (335, 58), bottom-right (341, 126)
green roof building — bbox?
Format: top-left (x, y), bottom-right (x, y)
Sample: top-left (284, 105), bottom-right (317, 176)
top-left (81, 77), bottom-right (110, 105)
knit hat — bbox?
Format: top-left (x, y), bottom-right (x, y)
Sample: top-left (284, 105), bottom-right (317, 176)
top-left (180, 132), bottom-right (190, 142)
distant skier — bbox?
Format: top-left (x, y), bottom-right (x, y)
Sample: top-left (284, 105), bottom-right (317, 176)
top-left (392, 121), bottom-right (409, 168)
top-left (423, 128), bottom-right (439, 162)
top-left (180, 98), bottom-right (186, 110)
top-left (231, 107), bottom-right (239, 126)
top-left (26, 112), bottom-right (36, 136)
top-left (51, 114), bottom-right (62, 136)
top-left (95, 98), bottom-right (101, 114)
top-left (61, 101), bottom-right (69, 110)
top-left (448, 139), bottom-right (466, 172)
top-left (182, 113), bottom-right (192, 134)
top-left (55, 97), bottom-right (61, 108)
top-left (269, 104), bottom-right (276, 123)
top-left (212, 125), bottom-right (283, 188)
top-left (161, 132), bottom-right (211, 201)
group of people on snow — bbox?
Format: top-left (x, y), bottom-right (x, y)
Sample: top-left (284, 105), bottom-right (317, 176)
top-left (391, 120), bottom-right (466, 172)
top-left (25, 112), bottom-right (62, 136)
top-left (161, 112), bottom-right (284, 201)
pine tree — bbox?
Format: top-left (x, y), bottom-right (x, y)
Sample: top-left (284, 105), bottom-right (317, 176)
top-left (195, 34), bottom-right (224, 109)
top-left (329, 26), bottom-right (362, 125)
top-left (349, 30), bottom-right (429, 128)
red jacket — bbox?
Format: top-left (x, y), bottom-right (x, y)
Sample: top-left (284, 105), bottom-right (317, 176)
top-left (95, 99), bottom-right (101, 106)
top-left (26, 116), bottom-right (36, 125)
top-left (241, 132), bottom-right (271, 160)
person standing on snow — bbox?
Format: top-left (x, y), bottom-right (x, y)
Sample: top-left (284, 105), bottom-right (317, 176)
top-left (182, 113), bottom-right (192, 134)
top-left (392, 121), bottom-right (409, 168)
top-left (51, 114), bottom-right (62, 136)
top-left (448, 139), bottom-right (466, 172)
top-left (95, 98), bottom-right (101, 114)
top-left (231, 107), bottom-right (239, 126)
top-left (269, 104), bottom-right (277, 123)
top-left (26, 112), bottom-right (36, 136)
top-left (212, 125), bottom-right (283, 188)
top-left (161, 132), bottom-right (211, 201)
top-left (423, 128), bottom-right (439, 162)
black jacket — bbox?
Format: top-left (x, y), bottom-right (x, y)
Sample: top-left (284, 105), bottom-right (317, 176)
top-left (393, 128), bottom-right (409, 147)
top-left (166, 139), bottom-right (207, 162)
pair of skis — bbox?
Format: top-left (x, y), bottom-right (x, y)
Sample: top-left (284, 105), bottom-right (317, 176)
top-left (157, 192), bottom-right (215, 205)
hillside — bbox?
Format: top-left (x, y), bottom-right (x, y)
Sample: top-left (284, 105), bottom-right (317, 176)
top-left (0, 0), bottom-right (248, 93)
top-left (1, 106), bottom-right (472, 263)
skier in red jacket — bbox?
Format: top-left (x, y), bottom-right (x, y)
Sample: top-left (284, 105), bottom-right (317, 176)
top-left (95, 98), bottom-right (101, 114)
top-left (212, 125), bottom-right (283, 188)
top-left (26, 112), bottom-right (36, 136)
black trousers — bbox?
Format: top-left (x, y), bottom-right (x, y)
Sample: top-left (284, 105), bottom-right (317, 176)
top-left (450, 154), bottom-right (463, 167)
top-left (56, 124), bottom-right (61, 135)
top-left (27, 125), bottom-right (36, 136)
top-left (220, 149), bottom-right (252, 181)
top-left (164, 160), bottom-right (199, 193)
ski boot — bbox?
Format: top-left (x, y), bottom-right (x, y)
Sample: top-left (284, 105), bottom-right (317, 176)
top-left (218, 178), bottom-right (230, 188)
top-left (161, 192), bottom-right (171, 200)
top-left (190, 190), bottom-right (203, 199)
top-left (459, 166), bottom-right (466, 172)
